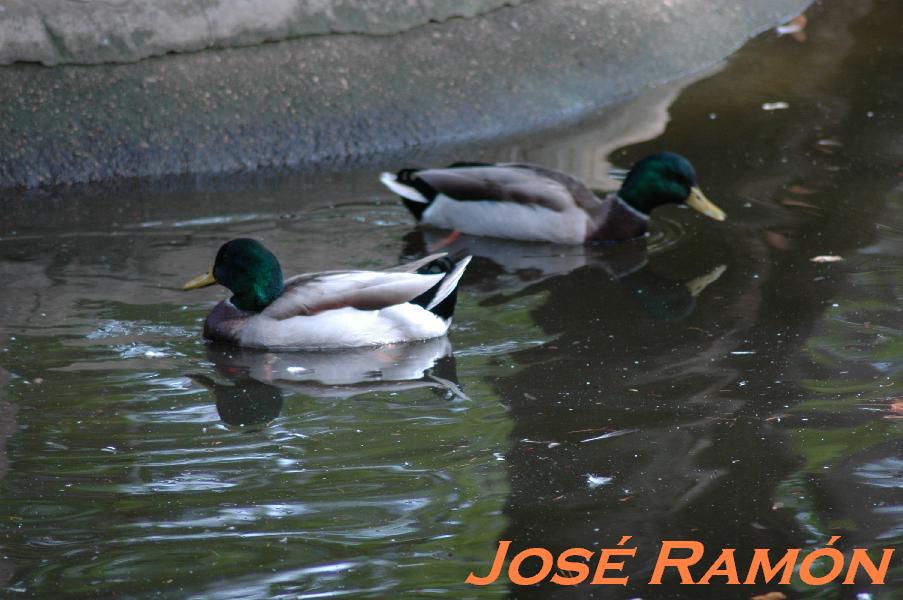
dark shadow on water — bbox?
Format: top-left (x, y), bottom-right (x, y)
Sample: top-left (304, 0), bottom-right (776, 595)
top-left (401, 229), bottom-right (727, 323)
top-left (483, 0), bottom-right (903, 596)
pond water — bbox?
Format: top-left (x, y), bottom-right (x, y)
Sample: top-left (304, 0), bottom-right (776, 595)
top-left (1, 0), bottom-right (902, 598)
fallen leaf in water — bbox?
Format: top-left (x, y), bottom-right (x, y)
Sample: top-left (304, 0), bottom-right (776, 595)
top-left (810, 255), bottom-right (843, 263)
top-left (776, 14), bottom-right (808, 41)
top-left (776, 14), bottom-right (807, 34)
top-left (752, 593), bottom-right (787, 600)
top-left (764, 230), bottom-right (791, 251)
top-left (781, 197), bottom-right (819, 209)
top-left (787, 184), bottom-right (816, 195)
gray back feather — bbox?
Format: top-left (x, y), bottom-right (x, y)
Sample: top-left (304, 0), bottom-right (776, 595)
top-left (415, 164), bottom-right (600, 212)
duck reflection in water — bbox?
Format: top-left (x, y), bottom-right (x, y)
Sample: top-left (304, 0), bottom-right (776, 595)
top-left (191, 372), bottom-right (283, 427)
top-left (402, 229), bottom-right (726, 322)
top-left (192, 337), bottom-right (466, 426)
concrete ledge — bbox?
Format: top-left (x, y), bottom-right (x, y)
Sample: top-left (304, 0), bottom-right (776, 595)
top-left (0, 0), bottom-right (810, 190)
top-left (0, 0), bottom-right (522, 65)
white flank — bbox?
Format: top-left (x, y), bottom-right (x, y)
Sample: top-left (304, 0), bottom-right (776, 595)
top-left (423, 194), bottom-right (589, 244)
top-left (239, 305), bottom-right (450, 350)
top-left (380, 172), bottom-right (428, 203)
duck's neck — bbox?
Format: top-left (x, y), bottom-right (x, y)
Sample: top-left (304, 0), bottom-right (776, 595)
top-left (618, 184), bottom-right (659, 215)
top-left (586, 194), bottom-right (650, 242)
top-left (231, 277), bottom-right (283, 312)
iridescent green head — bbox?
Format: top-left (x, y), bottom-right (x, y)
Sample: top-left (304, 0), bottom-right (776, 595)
top-left (183, 238), bottom-right (284, 312)
top-left (618, 152), bottom-right (725, 221)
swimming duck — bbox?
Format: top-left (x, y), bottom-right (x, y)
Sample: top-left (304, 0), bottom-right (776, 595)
top-left (182, 238), bottom-right (472, 349)
top-left (380, 152), bottom-right (725, 244)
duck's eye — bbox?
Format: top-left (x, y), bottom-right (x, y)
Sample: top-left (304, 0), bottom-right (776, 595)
top-left (673, 173), bottom-right (692, 187)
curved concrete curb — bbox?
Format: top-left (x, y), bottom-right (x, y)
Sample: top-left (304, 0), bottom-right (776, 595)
top-left (0, 0), bottom-right (522, 66)
top-left (0, 0), bottom-right (810, 190)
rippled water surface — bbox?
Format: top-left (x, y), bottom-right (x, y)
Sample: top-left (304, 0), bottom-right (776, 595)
top-left (2, 1), bottom-right (903, 598)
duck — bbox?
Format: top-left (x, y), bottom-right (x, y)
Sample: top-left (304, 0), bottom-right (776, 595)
top-left (380, 152), bottom-right (725, 245)
top-left (182, 238), bottom-right (472, 350)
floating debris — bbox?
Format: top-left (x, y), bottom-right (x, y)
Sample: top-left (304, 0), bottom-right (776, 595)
top-left (886, 400), bottom-right (903, 417)
top-left (581, 429), bottom-right (636, 443)
top-left (762, 102), bottom-right (790, 111)
top-left (586, 474), bottom-right (613, 488)
top-left (752, 592), bottom-right (787, 600)
top-left (776, 14), bottom-right (807, 37)
top-left (810, 255), bottom-right (843, 263)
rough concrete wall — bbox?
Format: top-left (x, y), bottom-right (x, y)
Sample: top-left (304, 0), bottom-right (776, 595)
top-left (0, 0), bottom-right (523, 65)
top-left (0, 0), bottom-right (811, 190)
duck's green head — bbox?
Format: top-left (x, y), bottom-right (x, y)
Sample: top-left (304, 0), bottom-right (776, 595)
top-left (182, 238), bottom-right (285, 312)
top-left (618, 152), bottom-right (726, 221)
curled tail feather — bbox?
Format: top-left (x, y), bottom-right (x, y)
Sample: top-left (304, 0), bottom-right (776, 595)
top-left (411, 256), bottom-right (472, 320)
top-left (380, 170), bottom-right (435, 221)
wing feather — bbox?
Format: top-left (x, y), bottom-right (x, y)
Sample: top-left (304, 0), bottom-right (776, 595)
top-left (414, 164), bottom-right (597, 212)
top-left (498, 163), bottom-right (601, 211)
top-left (261, 271), bottom-right (444, 320)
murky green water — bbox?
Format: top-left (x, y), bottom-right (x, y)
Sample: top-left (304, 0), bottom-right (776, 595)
top-left (2, 1), bottom-right (902, 598)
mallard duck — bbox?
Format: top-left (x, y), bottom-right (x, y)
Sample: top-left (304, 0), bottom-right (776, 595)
top-left (380, 152), bottom-right (725, 244)
top-left (182, 238), bottom-right (472, 349)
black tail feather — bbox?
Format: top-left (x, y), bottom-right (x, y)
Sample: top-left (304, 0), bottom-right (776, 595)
top-left (411, 256), bottom-right (463, 320)
top-left (427, 288), bottom-right (458, 320)
top-left (393, 169), bottom-right (437, 221)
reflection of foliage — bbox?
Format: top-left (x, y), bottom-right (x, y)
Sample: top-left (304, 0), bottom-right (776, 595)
top-left (791, 422), bottom-right (900, 473)
top-left (770, 231), bottom-right (903, 595)
top-left (771, 468), bottom-right (902, 597)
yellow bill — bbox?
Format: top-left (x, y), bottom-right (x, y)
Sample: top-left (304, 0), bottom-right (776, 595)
top-left (686, 186), bottom-right (726, 221)
top-left (182, 271), bottom-right (217, 290)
